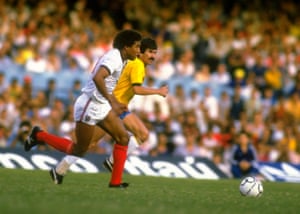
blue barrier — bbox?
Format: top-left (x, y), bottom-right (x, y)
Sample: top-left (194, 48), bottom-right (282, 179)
top-left (1, 66), bottom-right (233, 101)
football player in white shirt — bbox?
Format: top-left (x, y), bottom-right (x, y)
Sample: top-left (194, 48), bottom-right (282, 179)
top-left (24, 29), bottom-right (142, 188)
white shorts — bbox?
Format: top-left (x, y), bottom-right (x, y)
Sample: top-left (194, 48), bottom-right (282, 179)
top-left (74, 93), bottom-right (112, 125)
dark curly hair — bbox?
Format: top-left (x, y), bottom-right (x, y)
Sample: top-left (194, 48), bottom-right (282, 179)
top-left (113, 29), bottom-right (142, 50)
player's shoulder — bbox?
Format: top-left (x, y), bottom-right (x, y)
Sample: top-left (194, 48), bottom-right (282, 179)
top-left (105, 48), bottom-right (122, 59)
top-left (100, 48), bottom-right (123, 68)
top-left (129, 57), bottom-right (143, 64)
top-left (127, 57), bottom-right (144, 68)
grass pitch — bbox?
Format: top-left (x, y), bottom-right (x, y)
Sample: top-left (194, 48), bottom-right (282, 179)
top-left (0, 168), bottom-right (299, 214)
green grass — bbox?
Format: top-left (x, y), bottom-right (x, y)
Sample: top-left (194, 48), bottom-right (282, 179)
top-left (0, 169), bottom-right (299, 214)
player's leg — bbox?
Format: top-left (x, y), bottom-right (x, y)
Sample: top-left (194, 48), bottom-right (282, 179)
top-left (24, 126), bottom-right (74, 154)
top-left (91, 126), bottom-right (116, 171)
top-left (99, 110), bottom-right (129, 187)
top-left (50, 93), bottom-right (107, 184)
top-left (24, 93), bottom-right (94, 155)
top-left (89, 126), bottom-right (107, 149)
top-left (50, 121), bottom-right (96, 184)
top-left (48, 94), bottom-right (101, 184)
top-left (104, 112), bottom-right (148, 169)
top-left (123, 112), bottom-right (149, 143)
top-left (72, 121), bottom-right (96, 156)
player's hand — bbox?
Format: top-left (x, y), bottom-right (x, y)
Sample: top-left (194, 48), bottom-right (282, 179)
top-left (159, 85), bottom-right (169, 97)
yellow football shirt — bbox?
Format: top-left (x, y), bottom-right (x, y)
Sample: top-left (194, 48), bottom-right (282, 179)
top-left (113, 57), bottom-right (145, 105)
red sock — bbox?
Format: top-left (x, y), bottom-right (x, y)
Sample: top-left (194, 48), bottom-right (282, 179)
top-left (36, 131), bottom-right (73, 154)
top-left (110, 144), bottom-right (128, 185)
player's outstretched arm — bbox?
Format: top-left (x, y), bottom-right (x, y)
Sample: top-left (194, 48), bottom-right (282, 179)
top-left (132, 85), bottom-right (168, 97)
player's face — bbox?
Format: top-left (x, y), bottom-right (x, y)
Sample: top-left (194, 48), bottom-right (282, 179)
top-left (141, 49), bottom-right (157, 65)
top-left (125, 41), bottom-right (141, 60)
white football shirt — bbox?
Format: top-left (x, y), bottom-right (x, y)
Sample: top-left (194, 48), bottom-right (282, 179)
top-left (81, 49), bottom-right (127, 102)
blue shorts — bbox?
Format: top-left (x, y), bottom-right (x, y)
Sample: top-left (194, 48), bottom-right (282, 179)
top-left (119, 111), bottom-right (131, 120)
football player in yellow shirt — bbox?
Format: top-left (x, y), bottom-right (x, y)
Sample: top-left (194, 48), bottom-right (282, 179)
top-left (96, 37), bottom-right (169, 171)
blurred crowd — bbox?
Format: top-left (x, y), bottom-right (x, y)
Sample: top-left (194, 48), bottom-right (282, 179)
top-left (1, 0), bottom-right (300, 176)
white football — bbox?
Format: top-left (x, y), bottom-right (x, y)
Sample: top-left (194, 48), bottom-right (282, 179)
top-left (239, 176), bottom-right (263, 197)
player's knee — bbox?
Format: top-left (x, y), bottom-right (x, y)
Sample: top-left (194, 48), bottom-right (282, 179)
top-left (115, 133), bottom-right (130, 146)
top-left (138, 129), bottom-right (149, 142)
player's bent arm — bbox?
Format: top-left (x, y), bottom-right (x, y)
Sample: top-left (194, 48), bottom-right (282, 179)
top-left (93, 67), bottom-right (127, 114)
top-left (93, 66), bottom-right (112, 101)
top-left (132, 85), bottom-right (168, 97)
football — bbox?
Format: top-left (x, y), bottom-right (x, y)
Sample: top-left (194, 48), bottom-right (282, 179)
top-left (239, 176), bottom-right (263, 197)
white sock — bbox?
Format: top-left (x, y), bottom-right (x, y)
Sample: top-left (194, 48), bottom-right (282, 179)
top-left (55, 155), bottom-right (79, 175)
top-left (109, 135), bottom-right (139, 164)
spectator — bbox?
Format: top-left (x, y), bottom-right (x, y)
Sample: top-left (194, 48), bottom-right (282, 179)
top-left (195, 99), bottom-right (210, 134)
top-left (247, 112), bottom-right (266, 143)
top-left (151, 50), bottom-right (175, 81)
top-left (271, 95), bottom-right (288, 123)
top-left (218, 91), bottom-right (231, 126)
top-left (30, 90), bottom-right (48, 109)
top-left (284, 91), bottom-right (300, 123)
top-left (256, 128), bottom-right (272, 162)
top-left (230, 131), bottom-right (260, 178)
top-left (288, 78), bottom-right (300, 97)
top-left (46, 48), bottom-right (62, 73)
top-left (282, 126), bottom-right (300, 164)
top-left (44, 79), bottom-right (56, 107)
top-left (0, 124), bottom-right (8, 148)
top-left (201, 128), bottom-right (220, 155)
top-left (67, 41), bottom-right (92, 72)
top-left (175, 49), bottom-right (195, 78)
top-left (230, 68), bottom-right (246, 88)
top-left (210, 63), bottom-right (231, 86)
top-left (261, 87), bottom-right (276, 120)
top-left (24, 46), bottom-right (47, 73)
top-left (194, 63), bottom-right (212, 84)
top-left (244, 88), bottom-right (262, 121)
top-left (69, 79), bottom-right (82, 103)
top-left (0, 44), bottom-right (15, 70)
top-left (229, 86), bottom-right (245, 122)
top-left (0, 72), bottom-right (8, 94)
top-left (226, 49), bottom-right (246, 78)
top-left (150, 132), bottom-right (172, 157)
top-left (264, 63), bottom-right (283, 99)
top-left (59, 106), bottom-right (75, 141)
top-left (167, 84), bottom-right (187, 115)
top-left (173, 133), bottom-right (198, 157)
top-left (20, 75), bottom-right (33, 107)
top-left (10, 120), bottom-right (31, 149)
top-left (240, 73), bottom-right (256, 100)
top-left (194, 136), bottom-right (214, 159)
top-left (202, 86), bottom-right (219, 122)
top-left (149, 102), bottom-right (167, 134)
top-left (250, 53), bottom-right (267, 91)
top-left (62, 57), bottom-right (84, 72)
top-left (6, 77), bottom-right (22, 103)
top-left (184, 88), bottom-right (202, 111)
top-left (14, 40), bottom-right (35, 66)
